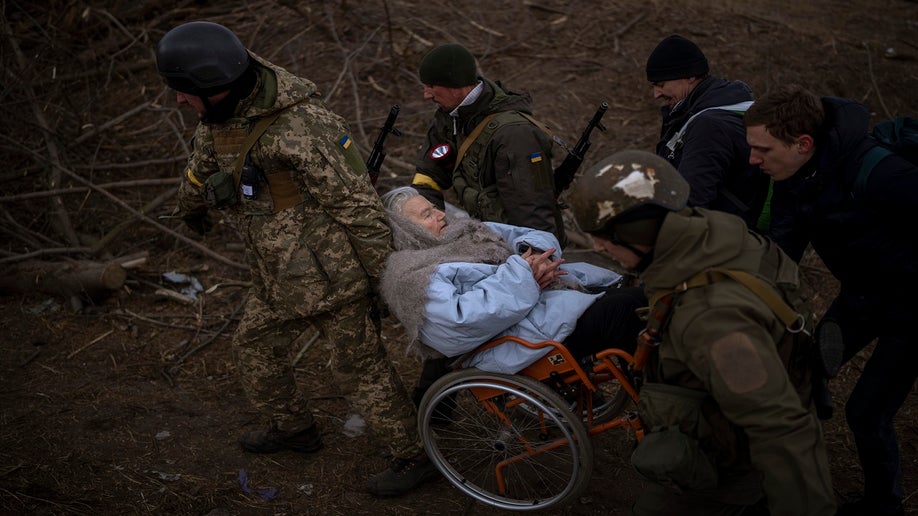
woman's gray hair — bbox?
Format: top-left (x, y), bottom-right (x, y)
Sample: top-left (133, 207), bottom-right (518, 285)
top-left (380, 186), bottom-right (420, 214)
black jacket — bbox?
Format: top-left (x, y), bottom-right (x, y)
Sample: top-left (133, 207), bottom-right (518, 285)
top-left (656, 77), bottom-right (770, 229)
top-left (769, 97), bottom-right (918, 300)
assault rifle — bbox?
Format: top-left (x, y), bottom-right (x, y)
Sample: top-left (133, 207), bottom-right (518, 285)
top-left (553, 101), bottom-right (608, 194)
top-left (366, 104), bottom-right (401, 186)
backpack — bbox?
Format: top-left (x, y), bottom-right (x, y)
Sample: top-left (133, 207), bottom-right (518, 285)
top-left (853, 116), bottom-right (918, 200)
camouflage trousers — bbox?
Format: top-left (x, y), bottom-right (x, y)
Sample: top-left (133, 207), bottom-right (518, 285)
top-left (233, 293), bottom-right (422, 458)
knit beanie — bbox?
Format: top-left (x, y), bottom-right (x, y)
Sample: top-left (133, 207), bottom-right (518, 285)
top-left (419, 44), bottom-right (478, 88)
top-left (645, 35), bottom-right (709, 82)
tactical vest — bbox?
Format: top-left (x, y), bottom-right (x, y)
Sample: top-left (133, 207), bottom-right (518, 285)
top-left (203, 115), bottom-right (366, 216)
top-left (452, 111), bottom-right (551, 222)
top-left (634, 253), bottom-right (815, 469)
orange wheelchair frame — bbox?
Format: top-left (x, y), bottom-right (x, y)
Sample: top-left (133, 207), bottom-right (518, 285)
top-left (417, 335), bottom-right (647, 511)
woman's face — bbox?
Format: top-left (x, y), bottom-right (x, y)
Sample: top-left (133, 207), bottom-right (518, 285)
top-left (402, 195), bottom-right (447, 236)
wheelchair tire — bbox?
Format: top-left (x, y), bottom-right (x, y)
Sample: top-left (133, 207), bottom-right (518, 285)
top-left (418, 369), bottom-right (593, 511)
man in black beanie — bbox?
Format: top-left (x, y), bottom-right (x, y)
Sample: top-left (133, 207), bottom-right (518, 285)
top-left (410, 43), bottom-right (565, 246)
top-left (646, 34), bottom-right (771, 232)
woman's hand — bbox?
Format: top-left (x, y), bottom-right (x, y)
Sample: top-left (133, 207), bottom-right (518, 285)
top-left (522, 247), bottom-right (566, 289)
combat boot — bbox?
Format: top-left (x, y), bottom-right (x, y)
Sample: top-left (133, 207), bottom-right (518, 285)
top-left (365, 452), bottom-right (440, 496)
top-left (239, 424), bottom-right (323, 454)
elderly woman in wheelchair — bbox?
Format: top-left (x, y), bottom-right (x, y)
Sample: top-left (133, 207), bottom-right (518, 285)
top-left (378, 186), bottom-right (647, 510)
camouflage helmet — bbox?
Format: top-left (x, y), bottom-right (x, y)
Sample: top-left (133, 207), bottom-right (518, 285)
top-left (156, 21), bottom-right (250, 95)
top-left (566, 150), bottom-right (689, 233)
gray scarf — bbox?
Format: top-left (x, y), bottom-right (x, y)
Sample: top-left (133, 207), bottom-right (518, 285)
top-left (380, 215), bottom-right (513, 358)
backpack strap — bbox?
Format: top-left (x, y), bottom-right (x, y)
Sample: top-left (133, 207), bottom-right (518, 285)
top-left (665, 101), bottom-right (754, 156)
top-left (854, 145), bottom-right (892, 201)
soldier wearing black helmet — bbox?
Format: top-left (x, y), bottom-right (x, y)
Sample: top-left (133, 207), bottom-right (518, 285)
top-left (566, 150), bottom-right (835, 515)
top-left (156, 21), bottom-right (436, 496)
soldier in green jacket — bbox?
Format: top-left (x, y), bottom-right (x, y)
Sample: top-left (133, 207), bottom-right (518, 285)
top-left (411, 43), bottom-right (566, 246)
top-left (156, 21), bottom-right (436, 496)
top-left (567, 150), bottom-right (835, 515)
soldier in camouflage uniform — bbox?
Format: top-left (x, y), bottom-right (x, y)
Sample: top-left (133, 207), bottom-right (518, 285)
top-left (156, 21), bottom-right (437, 496)
top-left (567, 150), bottom-right (836, 515)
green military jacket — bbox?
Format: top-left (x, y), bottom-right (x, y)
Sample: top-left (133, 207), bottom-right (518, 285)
top-left (177, 54), bottom-right (391, 317)
top-left (412, 78), bottom-right (565, 245)
top-left (638, 208), bottom-right (835, 515)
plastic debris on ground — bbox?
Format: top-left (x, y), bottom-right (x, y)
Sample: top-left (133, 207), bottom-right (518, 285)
top-left (342, 413), bottom-right (366, 437)
top-left (238, 469), bottom-right (278, 500)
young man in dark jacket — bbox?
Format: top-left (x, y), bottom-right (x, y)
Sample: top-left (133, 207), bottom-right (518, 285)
top-left (411, 43), bottom-right (565, 245)
top-left (745, 84), bottom-right (918, 516)
top-left (646, 35), bottom-right (771, 231)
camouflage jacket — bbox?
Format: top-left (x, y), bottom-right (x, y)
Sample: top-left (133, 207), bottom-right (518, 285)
top-left (177, 54), bottom-right (391, 316)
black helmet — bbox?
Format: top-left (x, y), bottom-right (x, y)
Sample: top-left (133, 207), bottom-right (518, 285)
top-left (156, 21), bottom-right (250, 95)
top-left (566, 150), bottom-right (689, 234)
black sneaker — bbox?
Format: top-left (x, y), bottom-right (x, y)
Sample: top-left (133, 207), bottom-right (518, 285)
top-left (366, 453), bottom-right (440, 496)
top-left (239, 425), bottom-right (323, 454)
top-left (815, 320), bottom-right (844, 378)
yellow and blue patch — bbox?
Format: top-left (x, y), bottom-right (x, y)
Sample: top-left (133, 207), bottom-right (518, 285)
top-left (529, 152), bottom-right (543, 163)
top-left (339, 135), bottom-right (352, 149)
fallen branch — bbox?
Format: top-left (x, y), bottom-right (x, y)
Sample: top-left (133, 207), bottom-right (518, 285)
top-left (1, 15), bottom-right (79, 247)
top-left (612, 11), bottom-right (646, 54)
top-left (0, 259), bottom-right (127, 300)
top-left (863, 42), bottom-right (892, 120)
top-left (162, 295), bottom-right (247, 384)
top-left (89, 186), bottom-right (178, 254)
top-left (7, 142), bottom-right (246, 269)
top-left (71, 101), bottom-right (153, 146)
top-left (67, 329), bottom-right (114, 359)
top-left (0, 178), bottom-right (181, 203)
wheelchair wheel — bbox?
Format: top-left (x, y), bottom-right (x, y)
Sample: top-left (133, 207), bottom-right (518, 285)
top-left (516, 373), bottom-right (630, 425)
top-left (419, 369), bottom-right (593, 511)
top-left (588, 372), bottom-right (632, 423)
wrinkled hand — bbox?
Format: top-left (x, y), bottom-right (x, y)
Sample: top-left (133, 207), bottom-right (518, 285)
top-left (522, 247), bottom-right (566, 289)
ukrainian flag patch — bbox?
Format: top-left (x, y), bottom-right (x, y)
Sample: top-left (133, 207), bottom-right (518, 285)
top-left (529, 152), bottom-right (543, 163)
top-left (339, 135), bottom-right (352, 149)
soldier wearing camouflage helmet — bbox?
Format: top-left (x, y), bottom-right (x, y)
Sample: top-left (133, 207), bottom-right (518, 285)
top-left (156, 21), bottom-right (435, 496)
top-left (567, 150), bottom-right (836, 514)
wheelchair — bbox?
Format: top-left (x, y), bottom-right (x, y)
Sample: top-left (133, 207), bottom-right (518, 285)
top-left (417, 335), bottom-right (646, 511)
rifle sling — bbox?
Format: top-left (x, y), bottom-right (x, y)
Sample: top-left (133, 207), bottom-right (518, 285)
top-left (232, 111), bottom-right (283, 189)
top-left (648, 268), bottom-right (804, 333)
top-left (454, 111), bottom-right (554, 169)
top-left (454, 114), bottom-right (497, 168)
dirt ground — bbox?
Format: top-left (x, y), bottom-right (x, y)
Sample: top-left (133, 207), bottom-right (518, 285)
top-left (1, 1), bottom-right (917, 514)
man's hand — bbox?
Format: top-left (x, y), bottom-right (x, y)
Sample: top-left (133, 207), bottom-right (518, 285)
top-left (522, 247), bottom-right (566, 289)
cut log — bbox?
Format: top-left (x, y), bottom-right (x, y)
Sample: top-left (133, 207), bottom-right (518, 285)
top-left (0, 259), bottom-right (128, 300)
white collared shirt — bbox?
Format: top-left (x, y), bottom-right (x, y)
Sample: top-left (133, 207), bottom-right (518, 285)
top-left (450, 81), bottom-right (484, 134)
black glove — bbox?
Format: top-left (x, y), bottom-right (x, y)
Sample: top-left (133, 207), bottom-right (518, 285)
top-left (182, 208), bottom-right (213, 236)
